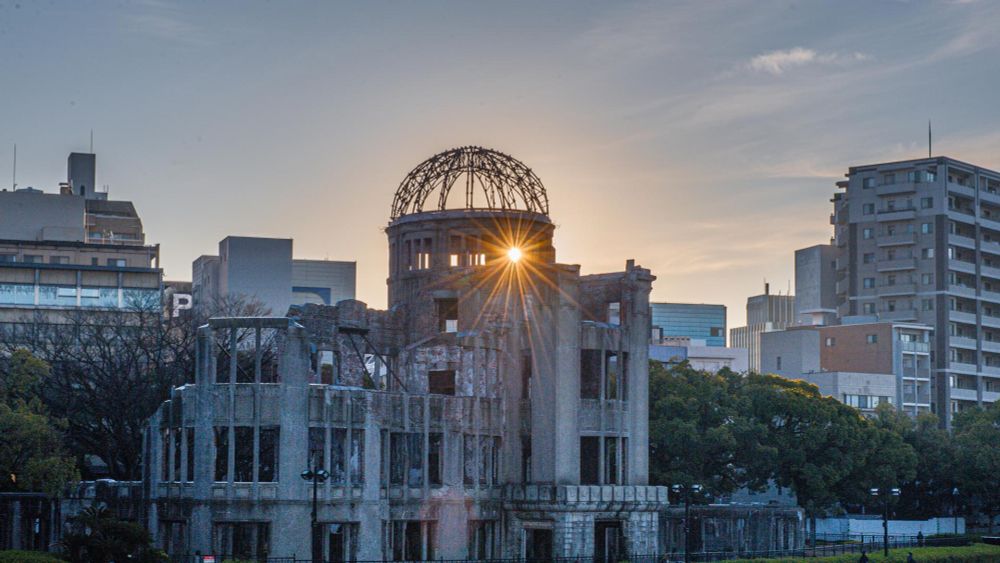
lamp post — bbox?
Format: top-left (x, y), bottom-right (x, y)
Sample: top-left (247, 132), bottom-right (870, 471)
top-left (672, 484), bottom-right (703, 563)
top-left (870, 487), bottom-right (900, 557)
top-left (952, 487), bottom-right (960, 536)
top-left (301, 454), bottom-right (329, 563)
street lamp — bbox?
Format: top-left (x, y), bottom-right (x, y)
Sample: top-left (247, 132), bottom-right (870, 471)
top-left (870, 487), bottom-right (901, 557)
top-left (301, 454), bottom-right (330, 563)
top-left (952, 487), bottom-right (960, 536)
top-left (672, 484), bottom-right (704, 563)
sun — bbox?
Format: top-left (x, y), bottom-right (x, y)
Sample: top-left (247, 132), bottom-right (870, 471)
top-left (507, 247), bottom-right (523, 263)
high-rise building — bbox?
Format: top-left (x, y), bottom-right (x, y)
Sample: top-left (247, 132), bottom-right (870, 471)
top-left (730, 284), bottom-right (796, 372)
top-left (0, 153), bottom-right (161, 334)
top-left (830, 156), bottom-right (1000, 426)
top-left (649, 302), bottom-right (727, 346)
top-left (192, 236), bottom-right (355, 315)
top-left (760, 321), bottom-right (933, 417)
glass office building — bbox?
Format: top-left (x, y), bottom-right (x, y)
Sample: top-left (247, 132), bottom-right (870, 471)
top-left (650, 302), bottom-right (727, 347)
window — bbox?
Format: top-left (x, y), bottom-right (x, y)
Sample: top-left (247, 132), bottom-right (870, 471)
top-left (90, 257), bottom-right (99, 266)
top-left (922, 273), bottom-right (934, 285)
top-left (863, 253), bottom-right (875, 264)
top-left (22, 255), bottom-right (42, 264)
top-left (922, 197), bottom-right (934, 209)
top-left (0, 284), bottom-right (35, 305)
top-left (214, 427), bottom-right (229, 481)
top-left (258, 426), bottom-right (279, 482)
top-left (388, 521), bottom-right (435, 562)
top-left (923, 298), bottom-right (934, 311)
top-left (49, 255), bottom-right (69, 264)
top-left (863, 177), bottom-right (876, 189)
top-left (428, 433), bottom-right (443, 486)
top-left (0, 254), bottom-right (15, 263)
top-left (882, 173), bottom-right (896, 185)
top-left (863, 203), bottom-right (875, 215)
top-left (106, 258), bottom-right (127, 267)
top-left (468, 520), bottom-right (498, 561)
top-left (604, 437), bottom-right (620, 484)
top-left (863, 228), bottom-right (874, 239)
top-left (887, 300), bottom-right (896, 312)
top-left (863, 278), bottom-right (876, 289)
top-left (580, 437), bottom-right (600, 485)
top-left (580, 350), bottom-right (601, 399)
top-left (326, 523), bottom-right (360, 563)
top-left (922, 248), bottom-right (935, 259)
top-left (331, 429), bottom-right (347, 483)
top-left (921, 222), bottom-right (934, 234)
top-left (776, 356), bottom-right (782, 370)
top-left (437, 298), bottom-right (458, 333)
top-left (390, 432), bottom-right (422, 487)
top-left (234, 427), bottom-right (254, 482)
top-left (214, 522), bottom-right (271, 560)
top-left (863, 303), bottom-right (876, 314)
top-left (449, 254), bottom-right (459, 267)
top-left (350, 429), bottom-right (364, 484)
top-left (886, 199), bottom-right (896, 212)
top-left (308, 427), bottom-right (325, 470)
top-left (428, 370), bottom-right (455, 395)
top-left (867, 334), bottom-right (878, 344)
top-left (887, 274), bottom-right (897, 286)
top-left (825, 337), bottom-right (836, 347)
top-left (607, 302), bottom-right (621, 325)
top-left (524, 528), bottom-right (553, 560)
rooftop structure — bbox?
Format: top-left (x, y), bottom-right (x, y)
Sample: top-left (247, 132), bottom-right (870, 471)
top-left (650, 302), bottom-right (727, 347)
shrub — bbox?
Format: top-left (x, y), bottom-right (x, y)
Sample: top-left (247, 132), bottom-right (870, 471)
top-left (0, 550), bottom-right (64, 563)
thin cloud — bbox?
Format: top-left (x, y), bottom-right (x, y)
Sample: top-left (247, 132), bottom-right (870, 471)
top-left (122, 1), bottom-right (211, 46)
top-left (748, 47), bottom-right (869, 75)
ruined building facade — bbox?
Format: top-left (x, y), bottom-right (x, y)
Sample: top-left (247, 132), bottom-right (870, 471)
top-left (144, 147), bottom-right (668, 560)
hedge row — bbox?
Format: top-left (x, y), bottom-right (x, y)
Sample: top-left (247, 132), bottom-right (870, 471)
top-left (0, 551), bottom-right (64, 563)
top-left (730, 542), bottom-right (1000, 562)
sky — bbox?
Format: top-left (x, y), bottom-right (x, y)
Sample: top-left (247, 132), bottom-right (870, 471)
top-left (2, 0), bottom-right (1000, 329)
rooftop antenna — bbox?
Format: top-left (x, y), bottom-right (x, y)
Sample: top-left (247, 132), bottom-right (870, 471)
top-left (90, 130), bottom-right (94, 153)
top-left (11, 143), bottom-right (16, 190)
top-left (928, 120), bottom-right (932, 158)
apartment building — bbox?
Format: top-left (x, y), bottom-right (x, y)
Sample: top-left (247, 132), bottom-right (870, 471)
top-left (831, 156), bottom-right (1000, 425)
top-left (761, 321), bottom-right (933, 417)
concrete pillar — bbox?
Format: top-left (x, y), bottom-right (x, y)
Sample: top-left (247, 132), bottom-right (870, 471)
top-left (553, 266), bottom-right (581, 484)
top-left (627, 266), bottom-right (654, 485)
top-left (190, 325), bottom-right (215, 555)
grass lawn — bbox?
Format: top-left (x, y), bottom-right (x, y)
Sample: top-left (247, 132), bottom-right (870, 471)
top-left (728, 542), bottom-right (1000, 562)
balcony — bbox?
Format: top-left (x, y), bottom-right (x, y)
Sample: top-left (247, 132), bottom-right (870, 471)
top-left (900, 341), bottom-right (931, 354)
top-left (981, 215), bottom-right (1000, 232)
top-left (948, 208), bottom-right (977, 224)
top-left (981, 189), bottom-right (1000, 206)
top-left (949, 284), bottom-right (978, 299)
top-left (949, 234), bottom-right (977, 249)
top-left (983, 240), bottom-right (1000, 255)
top-left (877, 208), bottom-right (916, 222)
top-left (878, 309), bottom-right (918, 322)
top-left (984, 365), bottom-right (1000, 377)
top-left (949, 310), bottom-right (978, 324)
top-left (877, 258), bottom-right (917, 272)
top-left (983, 390), bottom-right (1000, 404)
top-left (950, 386), bottom-right (978, 401)
top-left (877, 233), bottom-right (916, 247)
top-left (949, 259), bottom-right (977, 275)
top-left (879, 283), bottom-right (916, 296)
top-left (947, 182), bottom-right (977, 198)
top-left (949, 361), bottom-right (979, 375)
top-left (984, 340), bottom-right (1000, 354)
top-left (983, 264), bottom-right (1000, 280)
top-left (876, 182), bottom-right (918, 196)
top-left (950, 336), bottom-right (978, 350)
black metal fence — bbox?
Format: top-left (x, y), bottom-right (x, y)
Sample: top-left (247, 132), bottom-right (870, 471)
top-left (170, 535), bottom-right (973, 563)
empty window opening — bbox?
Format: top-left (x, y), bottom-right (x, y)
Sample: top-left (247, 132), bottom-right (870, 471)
top-left (580, 436), bottom-right (600, 485)
top-left (437, 298), bottom-right (458, 333)
top-left (429, 370), bottom-right (456, 395)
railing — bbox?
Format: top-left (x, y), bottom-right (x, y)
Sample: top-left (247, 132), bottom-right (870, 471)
top-left (168, 537), bottom-right (973, 562)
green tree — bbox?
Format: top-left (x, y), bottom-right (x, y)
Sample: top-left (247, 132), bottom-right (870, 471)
top-left (648, 361), bottom-right (769, 496)
top-left (742, 374), bottom-right (874, 540)
top-left (0, 350), bottom-right (78, 495)
top-left (953, 403), bottom-right (1000, 533)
